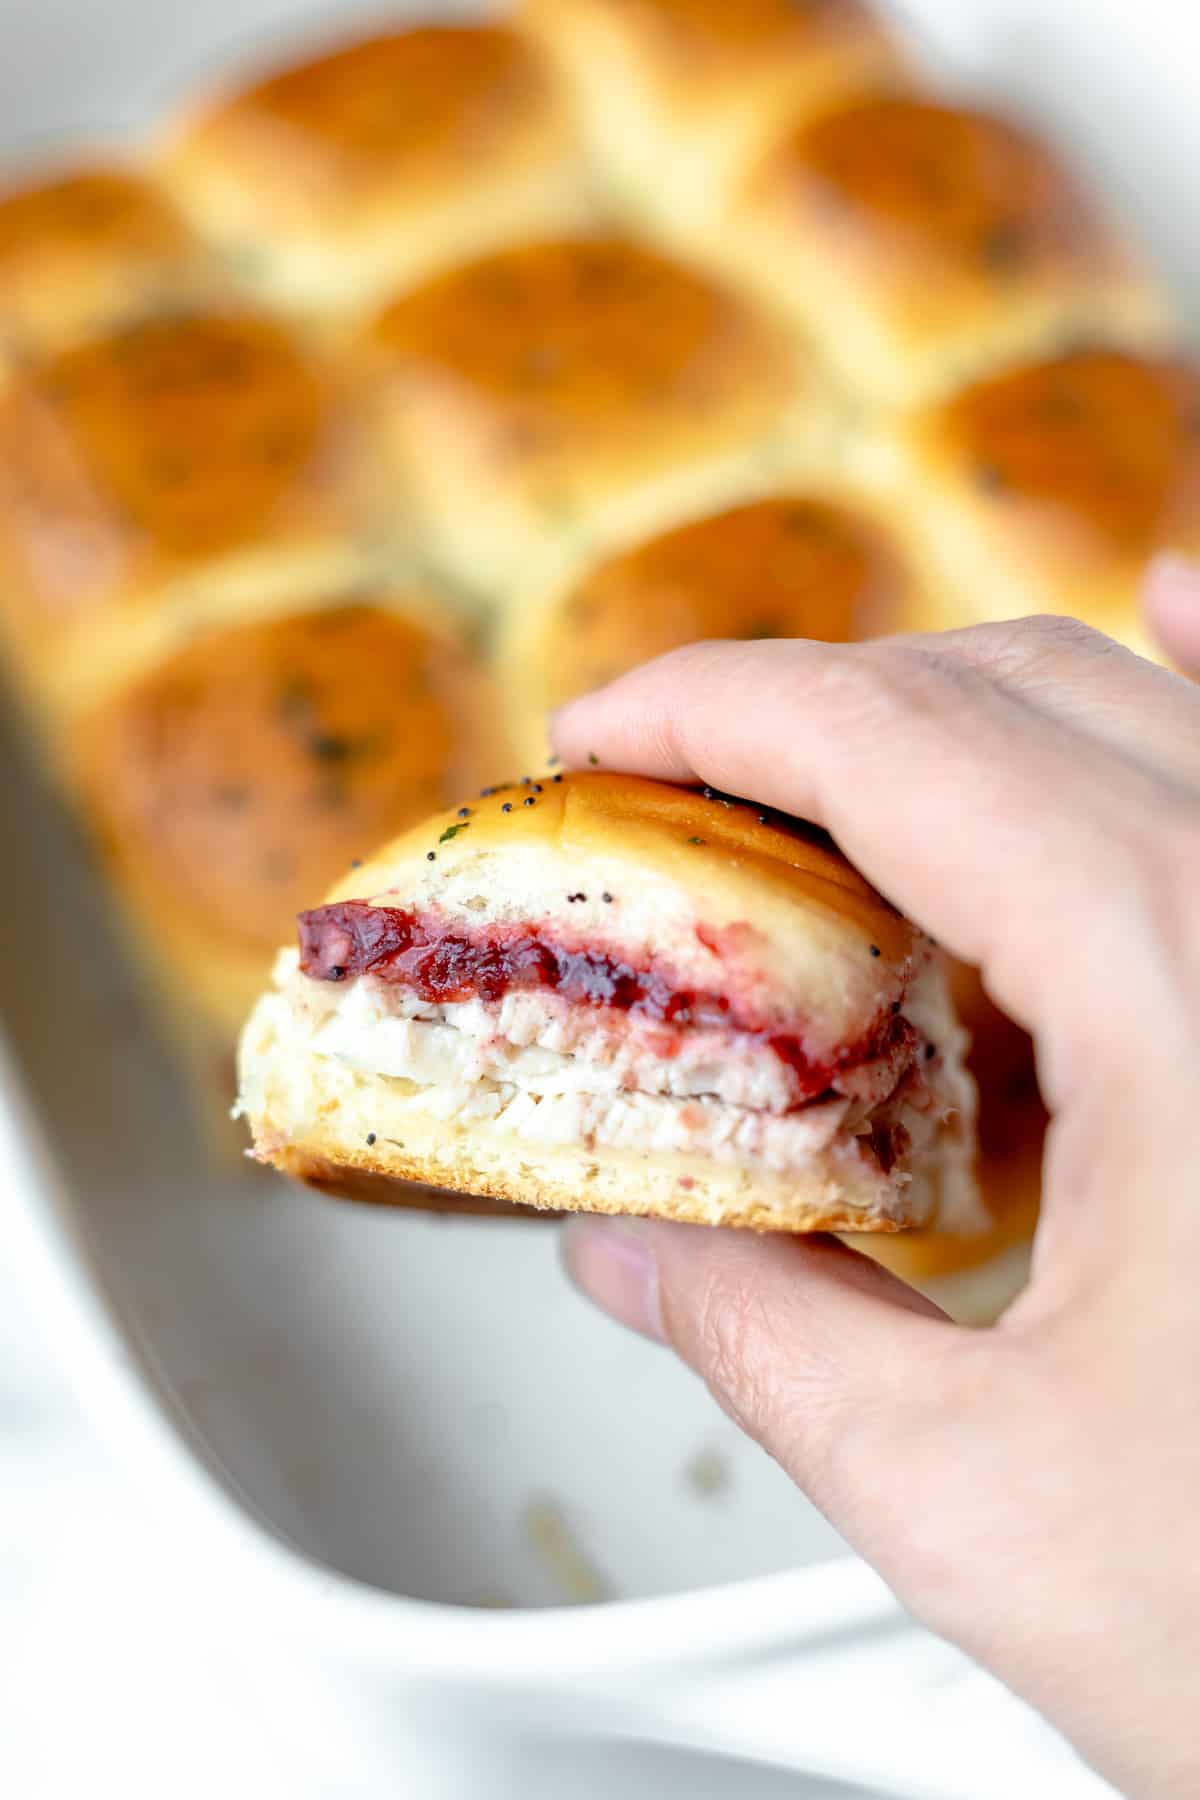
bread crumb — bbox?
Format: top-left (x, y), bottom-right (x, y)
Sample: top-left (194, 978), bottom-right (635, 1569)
top-left (683, 1449), bottom-right (731, 1500)
top-left (523, 1498), bottom-right (612, 1603)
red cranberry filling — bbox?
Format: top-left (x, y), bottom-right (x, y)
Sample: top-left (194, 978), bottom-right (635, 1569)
top-left (297, 900), bottom-right (914, 1103)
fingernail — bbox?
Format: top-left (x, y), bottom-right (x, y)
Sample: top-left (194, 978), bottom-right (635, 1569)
top-left (561, 1216), bottom-right (666, 1342)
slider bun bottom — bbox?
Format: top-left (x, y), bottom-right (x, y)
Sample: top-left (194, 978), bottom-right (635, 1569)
top-left (240, 999), bottom-right (927, 1235)
top-left (283, 1152), bottom-right (1036, 1332)
top-left (269, 1155), bottom-right (552, 1220)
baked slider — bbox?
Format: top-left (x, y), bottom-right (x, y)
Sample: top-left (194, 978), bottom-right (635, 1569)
top-left (69, 599), bottom-right (502, 1110)
top-left (501, 494), bottom-right (928, 769)
top-left (238, 772), bottom-right (979, 1234)
top-left (714, 93), bottom-right (1173, 408)
top-left (0, 159), bottom-right (218, 367)
top-left (0, 306), bottom-right (376, 731)
top-left (157, 23), bottom-right (591, 319)
top-left (867, 345), bottom-right (1200, 650)
top-left (519, 0), bottom-right (904, 236)
top-left (360, 236), bottom-right (825, 600)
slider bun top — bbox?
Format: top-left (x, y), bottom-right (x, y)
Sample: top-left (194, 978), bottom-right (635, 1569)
top-left (367, 235), bottom-right (798, 451)
top-left (0, 160), bottom-right (216, 360)
top-left (361, 235), bottom-right (815, 595)
top-left (728, 93), bottom-right (1172, 405)
top-left (882, 345), bottom-right (1200, 641)
top-left (158, 25), bottom-right (589, 314)
top-left (501, 495), bottom-right (917, 764)
top-left (772, 93), bottom-right (1120, 278)
top-left (71, 601), bottom-right (499, 976)
top-left (0, 308), bottom-right (371, 718)
top-left (913, 346), bottom-right (1200, 562)
top-left (324, 769), bottom-right (917, 1058)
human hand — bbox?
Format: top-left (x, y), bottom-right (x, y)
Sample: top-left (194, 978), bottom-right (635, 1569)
top-left (552, 617), bottom-right (1200, 1799)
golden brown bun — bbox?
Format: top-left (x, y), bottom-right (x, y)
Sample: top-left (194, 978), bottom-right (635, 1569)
top-left (869, 346), bottom-right (1200, 648)
top-left (0, 161), bottom-right (219, 364)
top-left (846, 961), bottom-right (1044, 1322)
top-left (501, 494), bottom-right (925, 767)
top-left (361, 236), bottom-right (825, 599)
top-left (273, 1154), bottom-right (552, 1220)
top-left (70, 600), bottom-right (502, 1042)
top-left (239, 772), bottom-right (979, 1233)
top-left (711, 93), bottom-right (1173, 408)
top-left (519, 0), bottom-right (903, 236)
top-left (158, 24), bottom-right (592, 317)
top-left (0, 308), bottom-right (377, 724)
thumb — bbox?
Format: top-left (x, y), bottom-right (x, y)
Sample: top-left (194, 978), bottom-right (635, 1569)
top-left (562, 1217), bottom-right (965, 1564)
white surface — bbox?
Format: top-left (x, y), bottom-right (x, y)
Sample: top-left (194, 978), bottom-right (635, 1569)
top-left (0, 0), bottom-right (1190, 1794)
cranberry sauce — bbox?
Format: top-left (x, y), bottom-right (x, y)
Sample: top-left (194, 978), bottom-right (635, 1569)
top-left (298, 900), bottom-right (913, 1102)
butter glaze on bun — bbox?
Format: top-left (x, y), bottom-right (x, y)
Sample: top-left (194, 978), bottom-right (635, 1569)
top-left (0, 308), bottom-right (374, 725)
top-left (501, 494), bottom-right (924, 767)
top-left (158, 25), bottom-right (591, 316)
top-left (0, 161), bottom-right (218, 364)
top-left (714, 94), bottom-right (1173, 408)
top-left (872, 346), bottom-right (1200, 648)
top-left (360, 236), bottom-right (824, 600)
top-left (238, 771), bottom-right (979, 1233)
top-left (71, 599), bottom-right (501, 1044)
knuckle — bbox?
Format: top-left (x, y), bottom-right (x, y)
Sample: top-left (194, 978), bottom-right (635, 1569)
top-left (977, 612), bottom-right (1116, 678)
top-left (1016, 612), bottom-right (1106, 653)
top-left (845, 637), bottom-right (986, 724)
top-left (812, 641), bottom-right (936, 721)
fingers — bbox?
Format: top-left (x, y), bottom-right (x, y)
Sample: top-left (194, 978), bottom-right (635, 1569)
top-left (946, 612), bottom-right (1200, 790)
top-left (1143, 552), bottom-right (1200, 680)
top-left (562, 1215), bottom-right (965, 1570)
top-left (551, 626), bottom-right (1190, 1069)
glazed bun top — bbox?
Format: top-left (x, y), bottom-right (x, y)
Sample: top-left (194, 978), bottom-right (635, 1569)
top-left (0, 161), bottom-right (212, 356)
top-left (162, 25), bottom-right (568, 226)
top-left (519, 496), bottom-right (910, 705)
top-left (364, 235), bottom-right (801, 487)
top-left (0, 307), bottom-right (364, 616)
top-left (751, 94), bottom-right (1124, 287)
top-left (72, 602), bottom-right (498, 954)
top-left (911, 346), bottom-right (1200, 567)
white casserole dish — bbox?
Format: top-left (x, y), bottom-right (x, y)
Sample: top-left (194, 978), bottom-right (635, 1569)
top-left (1, 1), bottom-right (1193, 1792)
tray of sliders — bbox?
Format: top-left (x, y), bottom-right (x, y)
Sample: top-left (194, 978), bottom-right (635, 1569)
top-left (1, 0), bottom-right (1196, 1671)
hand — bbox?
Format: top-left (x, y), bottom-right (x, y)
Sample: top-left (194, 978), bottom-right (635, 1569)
top-left (551, 616), bottom-right (1200, 1799)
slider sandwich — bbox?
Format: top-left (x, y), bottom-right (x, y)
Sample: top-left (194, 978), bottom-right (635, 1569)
top-left (239, 772), bottom-right (979, 1234)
